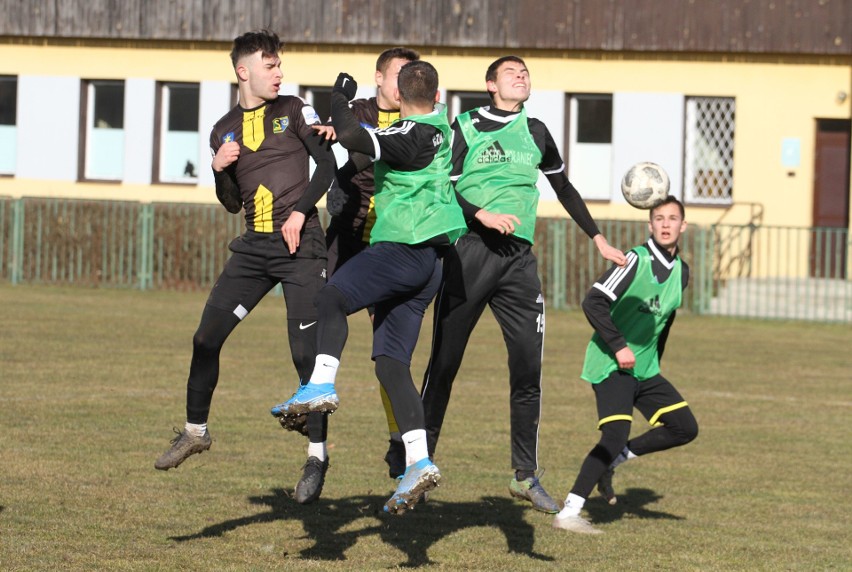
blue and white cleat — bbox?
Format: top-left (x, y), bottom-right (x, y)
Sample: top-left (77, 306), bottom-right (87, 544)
top-left (383, 457), bottom-right (441, 515)
top-left (270, 383), bottom-right (339, 417)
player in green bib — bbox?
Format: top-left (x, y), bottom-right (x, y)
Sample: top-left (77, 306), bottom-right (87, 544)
top-left (270, 61), bottom-right (466, 515)
top-left (554, 196), bottom-right (699, 534)
top-left (385, 55), bottom-right (626, 514)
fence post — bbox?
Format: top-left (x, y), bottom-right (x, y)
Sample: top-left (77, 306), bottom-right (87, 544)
top-left (695, 225), bottom-right (708, 315)
top-left (137, 203), bottom-right (154, 290)
top-left (548, 219), bottom-right (566, 310)
top-left (10, 198), bottom-right (24, 285)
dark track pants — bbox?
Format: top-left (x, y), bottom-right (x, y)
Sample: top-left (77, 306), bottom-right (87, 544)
top-left (420, 232), bottom-right (545, 472)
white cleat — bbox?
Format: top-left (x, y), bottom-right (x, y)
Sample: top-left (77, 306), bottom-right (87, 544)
top-left (552, 513), bottom-right (603, 534)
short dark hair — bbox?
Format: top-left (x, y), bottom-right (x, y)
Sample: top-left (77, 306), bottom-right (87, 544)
top-left (485, 55), bottom-right (527, 101)
top-left (376, 47), bottom-right (420, 73)
top-left (650, 195), bottom-right (685, 219)
top-left (398, 61), bottom-right (439, 107)
top-left (230, 30), bottom-right (283, 68)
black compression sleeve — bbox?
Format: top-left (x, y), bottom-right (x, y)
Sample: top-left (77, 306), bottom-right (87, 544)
top-left (547, 172), bottom-right (601, 239)
top-left (213, 169), bottom-right (241, 213)
top-left (330, 92), bottom-right (374, 155)
top-left (582, 288), bottom-right (627, 352)
top-left (294, 131), bottom-right (336, 214)
top-left (454, 189), bottom-right (481, 223)
top-left (582, 258), bottom-right (640, 352)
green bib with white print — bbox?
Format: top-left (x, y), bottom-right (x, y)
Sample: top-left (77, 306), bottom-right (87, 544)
top-left (371, 107), bottom-right (466, 245)
top-left (581, 247), bottom-right (683, 383)
top-left (455, 107), bottom-right (542, 244)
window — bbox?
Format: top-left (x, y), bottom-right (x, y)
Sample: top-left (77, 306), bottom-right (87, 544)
top-left (685, 97), bottom-right (735, 205)
top-left (83, 80), bottom-right (124, 180)
top-left (156, 82), bottom-right (200, 183)
top-left (448, 91), bottom-right (492, 120)
top-left (576, 96), bottom-right (612, 144)
top-left (0, 76), bottom-right (17, 175)
top-left (566, 94), bottom-right (613, 201)
top-left (300, 86), bottom-right (332, 123)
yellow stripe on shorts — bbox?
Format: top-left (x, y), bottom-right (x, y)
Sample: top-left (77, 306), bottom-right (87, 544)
top-left (649, 401), bottom-right (688, 427)
top-left (598, 414), bottom-right (633, 428)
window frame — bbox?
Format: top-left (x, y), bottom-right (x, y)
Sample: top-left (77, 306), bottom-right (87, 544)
top-left (0, 75), bottom-right (18, 176)
top-left (153, 81), bottom-right (201, 185)
top-left (79, 79), bottom-right (126, 182)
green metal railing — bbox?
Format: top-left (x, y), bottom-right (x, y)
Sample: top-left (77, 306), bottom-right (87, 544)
top-left (1, 196), bottom-right (849, 322)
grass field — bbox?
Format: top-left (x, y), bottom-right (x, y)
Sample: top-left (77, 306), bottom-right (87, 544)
top-left (2, 283), bottom-right (851, 571)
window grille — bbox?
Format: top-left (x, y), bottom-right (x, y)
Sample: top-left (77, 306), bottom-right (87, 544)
top-left (685, 97), bottom-right (735, 205)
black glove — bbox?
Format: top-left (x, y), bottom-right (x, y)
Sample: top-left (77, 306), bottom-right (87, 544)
top-left (333, 72), bottom-right (357, 101)
top-left (325, 179), bottom-right (349, 217)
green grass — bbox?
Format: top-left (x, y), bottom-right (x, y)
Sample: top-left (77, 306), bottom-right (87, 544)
top-left (2, 283), bottom-right (851, 570)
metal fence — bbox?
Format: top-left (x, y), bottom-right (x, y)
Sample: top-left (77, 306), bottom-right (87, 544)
top-left (1, 196), bottom-right (849, 323)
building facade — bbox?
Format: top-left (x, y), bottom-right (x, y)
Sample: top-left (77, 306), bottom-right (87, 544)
top-left (0, 0), bottom-right (849, 232)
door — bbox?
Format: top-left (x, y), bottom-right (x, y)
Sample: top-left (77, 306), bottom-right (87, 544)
top-left (811, 119), bottom-right (851, 278)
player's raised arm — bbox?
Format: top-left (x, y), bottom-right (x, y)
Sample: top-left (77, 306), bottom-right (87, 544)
top-left (547, 170), bottom-right (626, 267)
top-left (329, 73), bottom-right (375, 156)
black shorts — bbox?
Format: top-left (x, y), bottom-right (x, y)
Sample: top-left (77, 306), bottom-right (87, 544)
top-left (205, 226), bottom-right (327, 322)
top-left (592, 371), bottom-right (688, 429)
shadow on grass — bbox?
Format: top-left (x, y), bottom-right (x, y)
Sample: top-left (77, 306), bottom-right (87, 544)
top-left (171, 488), bottom-right (554, 566)
top-left (584, 487), bottom-right (686, 525)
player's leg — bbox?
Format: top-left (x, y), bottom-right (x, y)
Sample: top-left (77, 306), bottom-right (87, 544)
top-left (554, 371), bottom-right (635, 533)
top-left (327, 226), bottom-right (404, 476)
top-left (156, 250), bottom-right (273, 470)
top-left (279, 226), bottom-right (333, 503)
top-left (369, 247), bottom-right (444, 514)
top-left (629, 374), bottom-right (698, 456)
top-left (272, 242), bottom-right (431, 417)
top-left (419, 238), bottom-right (491, 458)
top-left (489, 246), bottom-right (558, 512)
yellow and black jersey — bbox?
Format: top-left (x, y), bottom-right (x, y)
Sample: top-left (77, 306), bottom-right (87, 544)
top-left (337, 97), bottom-right (400, 239)
top-left (210, 96), bottom-right (324, 233)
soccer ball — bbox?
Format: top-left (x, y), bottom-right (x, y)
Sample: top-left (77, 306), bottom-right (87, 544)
top-left (621, 162), bottom-right (670, 209)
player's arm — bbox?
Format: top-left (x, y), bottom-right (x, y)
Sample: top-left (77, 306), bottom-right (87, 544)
top-left (213, 168), bottom-right (241, 214)
top-left (326, 152), bottom-right (372, 217)
top-left (533, 120), bottom-right (626, 266)
top-left (329, 74), bottom-right (375, 156)
top-left (209, 132), bottom-right (242, 214)
top-left (293, 129), bottom-right (336, 216)
top-left (582, 250), bottom-right (639, 368)
top-left (281, 103), bottom-right (336, 253)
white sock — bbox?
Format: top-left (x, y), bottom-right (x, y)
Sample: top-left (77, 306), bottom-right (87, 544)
top-left (185, 422), bottom-right (207, 437)
top-left (557, 493), bottom-right (586, 518)
top-left (611, 446), bottom-right (637, 469)
top-left (401, 429), bottom-right (429, 466)
top-left (307, 441), bottom-right (327, 461)
top-left (309, 354), bottom-right (339, 385)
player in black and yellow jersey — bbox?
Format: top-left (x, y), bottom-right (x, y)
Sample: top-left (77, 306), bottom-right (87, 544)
top-left (154, 31), bottom-right (336, 505)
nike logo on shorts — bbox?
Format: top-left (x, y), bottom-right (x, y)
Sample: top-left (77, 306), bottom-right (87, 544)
top-left (299, 321), bottom-right (317, 330)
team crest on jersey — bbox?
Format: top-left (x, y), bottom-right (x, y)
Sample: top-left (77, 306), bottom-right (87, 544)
top-left (222, 132), bottom-right (235, 143)
top-left (272, 117), bottom-right (289, 133)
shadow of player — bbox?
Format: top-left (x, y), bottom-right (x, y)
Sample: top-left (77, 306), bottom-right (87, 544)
top-left (584, 487), bottom-right (686, 525)
top-left (171, 488), bottom-right (553, 566)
